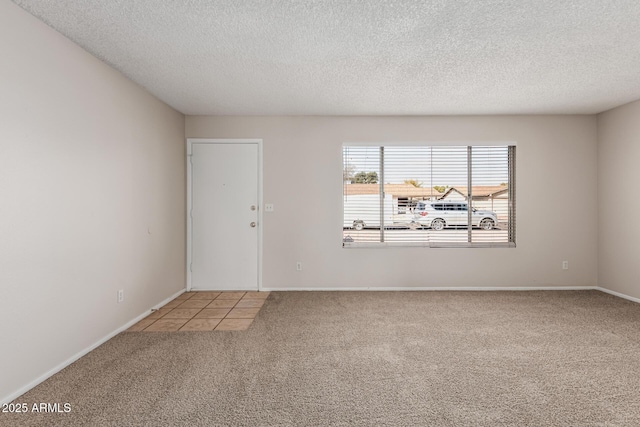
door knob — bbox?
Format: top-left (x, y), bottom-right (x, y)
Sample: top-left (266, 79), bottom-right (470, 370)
top-left (250, 222), bottom-right (256, 227)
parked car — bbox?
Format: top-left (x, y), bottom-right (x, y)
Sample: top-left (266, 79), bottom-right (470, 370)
top-left (413, 201), bottom-right (497, 230)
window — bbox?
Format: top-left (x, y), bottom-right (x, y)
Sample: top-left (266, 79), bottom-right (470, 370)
top-left (342, 144), bottom-right (516, 248)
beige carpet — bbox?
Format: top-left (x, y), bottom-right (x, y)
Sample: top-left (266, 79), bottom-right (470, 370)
top-left (4, 290), bottom-right (640, 426)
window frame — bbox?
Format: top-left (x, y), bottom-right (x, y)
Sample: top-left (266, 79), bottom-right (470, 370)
top-left (342, 142), bottom-right (517, 249)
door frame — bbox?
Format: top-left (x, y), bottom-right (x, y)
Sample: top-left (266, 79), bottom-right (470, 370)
top-left (186, 138), bottom-right (263, 291)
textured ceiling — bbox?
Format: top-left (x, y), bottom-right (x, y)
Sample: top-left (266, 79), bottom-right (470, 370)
top-left (12, 0), bottom-right (640, 115)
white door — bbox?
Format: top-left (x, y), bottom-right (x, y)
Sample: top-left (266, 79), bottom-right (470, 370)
top-left (188, 140), bottom-right (260, 290)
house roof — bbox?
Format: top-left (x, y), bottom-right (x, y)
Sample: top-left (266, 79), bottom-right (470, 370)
top-left (440, 186), bottom-right (509, 198)
top-left (344, 183), bottom-right (443, 199)
top-left (344, 183), bottom-right (508, 199)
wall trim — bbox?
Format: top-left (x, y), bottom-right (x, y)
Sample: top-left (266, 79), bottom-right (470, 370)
top-left (596, 286), bottom-right (640, 304)
top-left (0, 288), bottom-right (186, 405)
top-left (261, 286), bottom-right (598, 292)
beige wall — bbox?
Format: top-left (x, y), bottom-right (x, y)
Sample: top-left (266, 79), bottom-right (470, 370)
top-left (186, 115), bottom-right (598, 290)
top-left (0, 1), bottom-right (185, 402)
top-left (597, 99), bottom-right (640, 299)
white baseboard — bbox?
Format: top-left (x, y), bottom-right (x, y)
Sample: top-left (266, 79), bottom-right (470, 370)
top-left (261, 286), bottom-right (598, 292)
top-left (0, 288), bottom-right (186, 406)
top-left (596, 287), bottom-right (640, 304)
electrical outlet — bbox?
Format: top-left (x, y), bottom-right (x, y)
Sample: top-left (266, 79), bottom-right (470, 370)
top-left (296, 261), bottom-right (302, 271)
top-left (562, 261), bottom-right (569, 270)
top-left (117, 289), bottom-right (124, 303)
top-left (265, 203), bottom-right (274, 212)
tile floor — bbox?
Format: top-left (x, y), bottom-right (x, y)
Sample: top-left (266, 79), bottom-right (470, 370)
top-left (126, 291), bottom-right (270, 332)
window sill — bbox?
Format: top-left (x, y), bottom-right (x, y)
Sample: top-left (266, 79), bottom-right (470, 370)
top-left (342, 242), bottom-right (516, 249)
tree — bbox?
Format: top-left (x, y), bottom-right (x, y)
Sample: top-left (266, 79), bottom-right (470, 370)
top-left (343, 163), bottom-right (356, 182)
top-left (404, 179), bottom-right (423, 188)
top-left (352, 171), bottom-right (378, 184)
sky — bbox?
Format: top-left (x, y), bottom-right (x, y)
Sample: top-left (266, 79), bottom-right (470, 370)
top-left (343, 145), bottom-right (509, 187)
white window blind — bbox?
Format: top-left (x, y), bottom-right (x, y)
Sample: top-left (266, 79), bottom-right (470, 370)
top-left (342, 144), bottom-right (516, 248)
